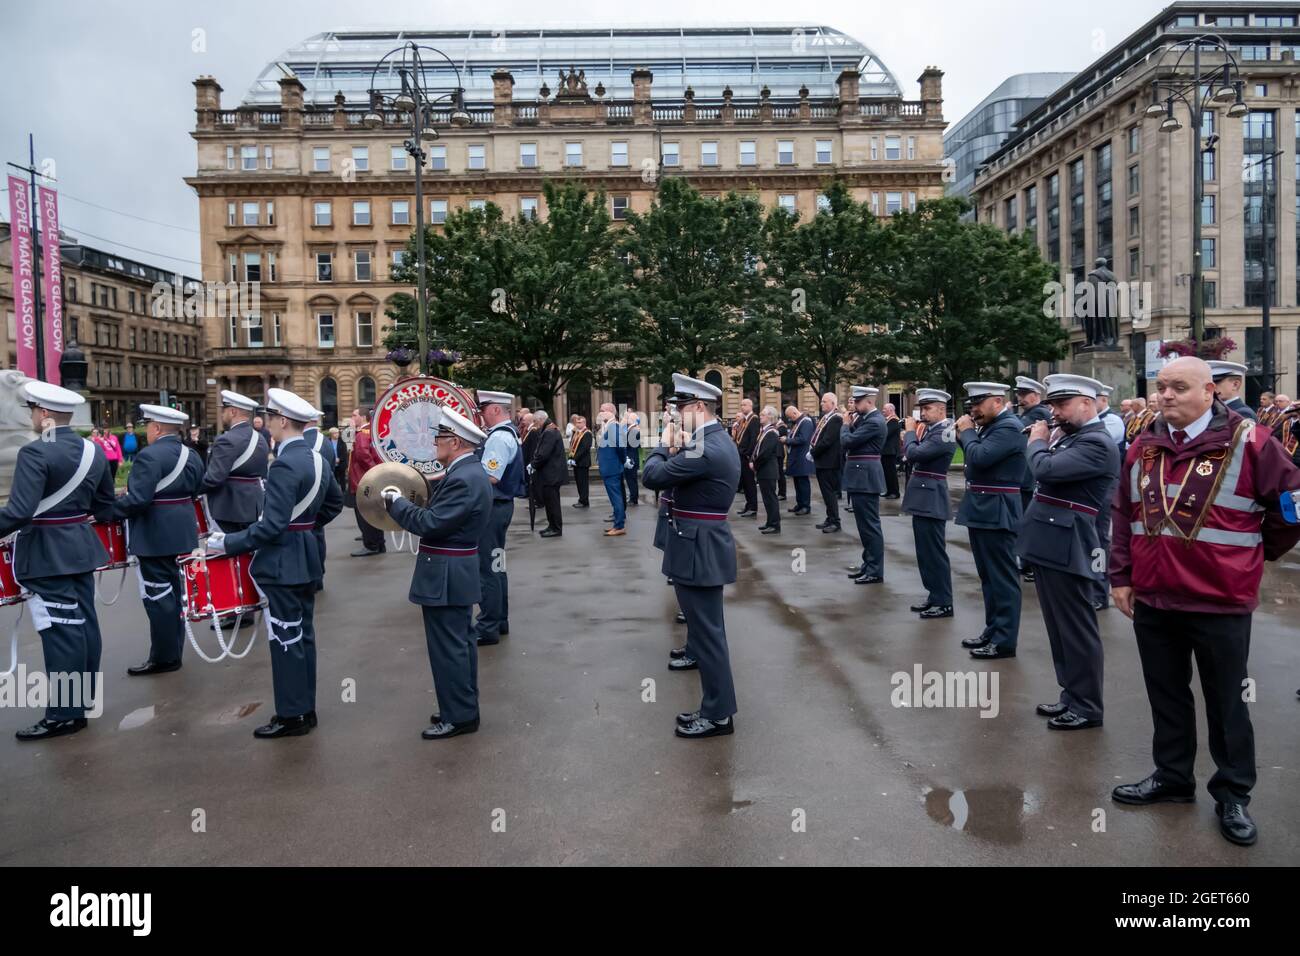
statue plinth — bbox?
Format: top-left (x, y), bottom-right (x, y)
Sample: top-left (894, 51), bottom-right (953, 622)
top-left (1069, 349), bottom-right (1136, 402)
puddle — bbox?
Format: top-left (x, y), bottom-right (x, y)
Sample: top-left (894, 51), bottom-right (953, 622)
top-left (118, 705), bottom-right (157, 731)
top-left (216, 702), bottom-right (263, 724)
top-left (922, 786), bottom-right (1036, 843)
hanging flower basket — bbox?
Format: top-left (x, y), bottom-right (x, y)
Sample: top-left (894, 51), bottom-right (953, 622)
top-left (1158, 337), bottom-right (1237, 361)
top-left (426, 349), bottom-right (462, 373)
top-left (387, 347), bottom-right (415, 369)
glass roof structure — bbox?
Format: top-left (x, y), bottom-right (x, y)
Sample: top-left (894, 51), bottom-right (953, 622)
top-left (245, 24), bottom-right (904, 107)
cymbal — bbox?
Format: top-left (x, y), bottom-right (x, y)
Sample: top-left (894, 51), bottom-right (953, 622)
top-left (356, 462), bottom-right (429, 532)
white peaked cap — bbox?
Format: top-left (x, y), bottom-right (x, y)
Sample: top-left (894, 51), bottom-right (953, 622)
top-left (915, 388), bottom-right (951, 405)
top-left (1014, 376), bottom-right (1046, 394)
top-left (851, 385), bottom-right (879, 399)
top-left (963, 381), bottom-right (1010, 398)
top-left (671, 372), bottom-right (723, 402)
top-left (220, 389), bottom-right (259, 412)
top-left (1043, 373), bottom-right (1104, 401)
top-left (1207, 361), bottom-right (1248, 381)
top-left (265, 387), bottom-right (320, 423)
top-left (139, 403), bottom-right (190, 425)
top-left (22, 381), bottom-right (85, 413)
top-left (476, 390), bottom-right (515, 406)
top-left (439, 405), bottom-right (487, 445)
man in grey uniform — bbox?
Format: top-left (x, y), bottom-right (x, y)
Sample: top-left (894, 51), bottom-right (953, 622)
top-left (474, 390), bottom-right (522, 646)
top-left (901, 388), bottom-right (957, 618)
top-left (1017, 374), bottom-right (1120, 729)
top-left (114, 404), bottom-right (204, 675)
top-left (1093, 384), bottom-right (1125, 610)
top-left (385, 406), bottom-right (492, 739)
top-left (643, 373), bottom-right (741, 739)
top-left (841, 385), bottom-right (887, 584)
top-left (2, 382), bottom-right (116, 741)
top-left (200, 390), bottom-right (268, 534)
top-left (1209, 360), bottom-right (1257, 422)
top-left (1015, 376), bottom-right (1053, 584)
top-left (303, 414), bottom-right (337, 589)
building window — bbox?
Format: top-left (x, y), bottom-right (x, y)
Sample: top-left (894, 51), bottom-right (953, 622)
top-left (226, 145), bottom-right (235, 170)
top-left (355, 311), bottom-right (373, 347)
top-left (738, 140), bottom-right (756, 166)
top-left (815, 139), bottom-right (832, 164)
top-left (778, 194), bottom-right (797, 214)
top-left (885, 192), bottom-right (903, 216)
top-left (243, 251), bottom-right (261, 282)
top-left (319, 377), bottom-right (338, 428)
top-left (242, 202), bottom-right (259, 226)
top-left (1201, 237), bottom-right (1216, 268)
top-left (272, 312), bottom-right (282, 346)
top-left (519, 142), bottom-right (537, 168)
top-left (468, 198), bottom-right (487, 211)
top-left (869, 137), bottom-right (878, 161)
top-left (467, 144), bottom-right (486, 170)
top-left (520, 197), bottom-right (538, 220)
top-left (265, 201), bottom-right (275, 226)
top-left (228, 252), bottom-right (238, 282)
top-left (391, 249), bottom-right (407, 273)
top-left (1255, 83), bottom-right (1268, 98)
top-left (241, 145), bottom-right (257, 171)
top-left (228, 314), bottom-right (239, 348)
top-left (391, 200), bottom-right (410, 225)
top-left (816, 193), bottom-right (831, 213)
top-left (777, 140), bottom-right (795, 165)
top-left (391, 146), bottom-right (408, 171)
top-left (871, 191), bottom-right (879, 215)
top-left (1128, 126), bottom-right (1140, 155)
top-left (313, 146), bottom-right (330, 172)
top-left (1024, 184), bottom-right (1038, 244)
top-left (565, 142), bottom-right (583, 167)
top-left (1128, 164), bottom-right (1139, 196)
top-left (1128, 205), bottom-right (1140, 236)
top-left (612, 196), bottom-right (629, 221)
top-left (264, 145), bottom-right (274, 169)
top-left (355, 249), bottom-right (372, 281)
top-left (227, 202), bottom-right (237, 226)
top-left (700, 141), bottom-right (718, 167)
top-left (317, 313), bottom-right (335, 348)
top-left (1203, 280), bottom-right (1217, 309)
top-left (351, 146), bottom-right (369, 172)
top-left (352, 201), bottom-right (371, 226)
top-left (1046, 171), bottom-right (1061, 265)
top-left (267, 251), bottom-right (277, 282)
top-left (313, 202), bottom-right (331, 227)
top-left (1202, 193), bottom-right (1216, 224)
top-left (610, 141), bottom-right (628, 167)
top-left (429, 145), bottom-right (446, 170)
top-left (1069, 158), bottom-right (1086, 282)
top-left (1004, 195), bottom-right (1018, 233)
top-left (661, 142), bottom-right (679, 167)
top-left (885, 136), bottom-right (901, 160)
top-left (247, 313), bottom-right (264, 348)
top-left (906, 136), bottom-right (916, 160)
top-left (357, 376), bottom-right (376, 407)
top-left (1243, 109), bottom-right (1277, 307)
top-left (430, 199), bottom-right (448, 224)
top-left (1128, 247), bottom-right (1140, 277)
top-left (316, 252), bottom-right (333, 282)
top-left (1095, 142), bottom-right (1114, 266)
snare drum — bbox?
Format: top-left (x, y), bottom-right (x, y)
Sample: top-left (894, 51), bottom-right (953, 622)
top-left (0, 539), bottom-right (27, 606)
top-left (91, 519), bottom-right (133, 571)
top-left (180, 552), bottom-right (265, 621)
top-left (194, 497), bottom-right (211, 537)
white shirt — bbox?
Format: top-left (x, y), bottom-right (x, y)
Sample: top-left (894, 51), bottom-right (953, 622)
top-left (278, 434), bottom-right (303, 449)
top-left (1175, 407), bottom-right (1214, 441)
top-left (1099, 409), bottom-right (1125, 445)
top-left (481, 423), bottom-right (518, 481)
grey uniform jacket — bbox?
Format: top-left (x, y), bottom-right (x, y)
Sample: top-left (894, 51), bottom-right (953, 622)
top-left (840, 409), bottom-right (887, 494)
top-left (304, 427), bottom-right (337, 470)
top-left (387, 453), bottom-right (492, 607)
top-left (0, 427), bottom-right (115, 578)
top-left (199, 420), bottom-right (268, 525)
top-left (1015, 421), bottom-right (1120, 578)
top-left (642, 420), bottom-right (741, 587)
top-left (113, 434), bottom-right (203, 557)
top-left (1225, 397), bottom-right (1257, 422)
top-left (956, 409), bottom-right (1028, 531)
top-left (223, 437), bottom-right (343, 587)
top-left (901, 420), bottom-right (956, 520)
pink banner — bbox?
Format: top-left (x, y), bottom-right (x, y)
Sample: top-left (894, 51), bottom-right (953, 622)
top-left (37, 186), bottom-right (63, 384)
top-left (6, 175), bottom-right (38, 378)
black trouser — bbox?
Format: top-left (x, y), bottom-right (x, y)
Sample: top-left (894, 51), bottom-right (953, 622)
top-left (816, 468), bottom-right (840, 526)
top-left (674, 583), bottom-right (736, 721)
top-left (573, 466), bottom-right (590, 505)
top-left (968, 528), bottom-right (1021, 649)
top-left (912, 516), bottom-right (952, 606)
top-left (623, 466), bottom-right (639, 505)
top-left (882, 456), bottom-right (900, 497)
top-left (849, 492), bottom-right (883, 576)
top-left (475, 499), bottom-right (513, 640)
top-left (22, 573), bottom-right (100, 720)
top-left (1133, 602), bottom-right (1255, 805)
top-left (355, 503), bottom-right (385, 552)
top-left (262, 582), bottom-right (317, 719)
top-left (423, 604), bottom-right (479, 725)
top-left (777, 456), bottom-right (786, 498)
top-left (137, 554), bottom-right (185, 665)
top-left (758, 477), bottom-right (780, 529)
top-left (739, 464), bottom-right (757, 512)
top-left (1033, 566), bottom-right (1103, 720)
top-left (792, 475), bottom-right (811, 511)
top-left (540, 483), bottom-right (562, 531)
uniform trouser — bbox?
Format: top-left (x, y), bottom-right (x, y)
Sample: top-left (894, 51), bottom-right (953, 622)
top-left (573, 466), bottom-right (590, 505)
top-left (137, 554), bottom-right (185, 665)
top-left (849, 493), bottom-right (884, 577)
top-left (23, 574), bottom-right (100, 720)
top-left (792, 475), bottom-right (811, 511)
top-left (912, 516), bottom-right (952, 606)
top-left (475, 499), bottom-right (514, 639)
top-left (968, 528), bottom-right (1021, 649)
top-left (355, 503), bottom-right (385, 552)
top-left (313, 528), bottom-right (327, 579)
top-left (882, 457), bottom-right (900, 497)
top-left (674, 582), bottom-right (736, 721)
top-left (422, 604), bottom-right (479, 725)
top-left (623, 466), bottom-right (639, 504)
top-left (1033, 566), bottom-right (1103, 720)
top-left (777, 457), bottom-right (786, 498)
top-left (1133, 602), bottom-right (1255, 805)
top-left (603, 474), bottom-right (625, 529)
top-left (758, 476), bottom-right (780, 528)
top-left (739, 465), bottom-right (758, 512)
top-left (816, 469), bottom-right (840, 525)
top-left (262, 583), bottom-right (317, 719)
top-left (540, 483), bottom-right (562, 531)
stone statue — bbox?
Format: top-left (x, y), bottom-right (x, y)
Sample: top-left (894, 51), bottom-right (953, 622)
top-left (1078, 257), bottom-right (1120, 349)
top-left (0, 369), bottom-right (35, 507)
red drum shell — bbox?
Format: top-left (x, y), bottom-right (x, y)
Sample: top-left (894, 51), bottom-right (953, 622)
top-left (180, 552), bottom-right (264, 621)
top-left (92, 519), bottom-right (132, 571)
top-left (0, 539), bottom-right (26, 606)
top-left (194, 498), bottom-right (210, 537)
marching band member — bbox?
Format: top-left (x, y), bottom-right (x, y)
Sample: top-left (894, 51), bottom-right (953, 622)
top-left (643, 373), bottom-right (741, 739)
top-left (113, 404), bottom-right (203, 676)
top-left (474, 390), bottom-right (522, 646)
top-left (383, 406), bottom-right (492, 739)
top-left (207, 389), bottom-right (343, 739)
top-left (1208, 361), bottom-right (1257, 422)
top-left (303, 412), bottom-right (337, 590)
top-left (1017, 375), bottom-right (1119, 730)
top-left (199, 390), bottom-right (268, 534)
top-left (901, 388), bottom-right (956, 619)
top-left (1, 382), bottom-right (115, 741)
top-left (841, 386), bottom-right (886, 584)
top-left (656, 400), bottom-right (690, 643)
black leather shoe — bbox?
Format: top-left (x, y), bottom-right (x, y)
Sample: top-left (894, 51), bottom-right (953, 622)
top-left (786, 506), bottom-right (800, 513)
top-left (969, 643), bottom-right (1016, 659)
top-left (794, 507), bottom-right (811, 515)
top-left (1021, 569), bottom-right (1036, 583)
top-left (737, 509), bottom-right (757, 518)
top-left (853, 574), bottom-right (883, 585)
top-left (539, 528), bottom-right (562, 538)
top-left (423, 717), bottom-right (480, 740)
top-left (822, 524), bottom-right (841, 534)
top-left (919, 605), bottom-right (953, 619)
top-left (961, 634), bottom-right (992, 649)
top-left (815, 520), bottom-right (830, 530)
top-left (15, 717), bottom-right (87, 741)
top-left (1047, 710), bottom-right (1102, 730)
top-left (674, 611), bottom-right (686, 624)
top-left (572, 502), bottom-right (589, 508)
top-left (1215, 802), bottom-right (1257, 846)
top-left (760, 526), bottom-right (780, 535)
top-left (1111, 773), bottom-right (1196, 806)
top-left (305, 711), bottom-right (318, 728)
top-left (350, 548), bottom-right (384, 558)
top-left (668, 655), bottom-right (698, 671)
top-left (1035, 701), bottom-right (1069, 717)
top-left (1092, 599), bottom-right (1109, 611)
top-left (846, 564), bottom-right (864, 576)
top-left (676, 710), bottom-right (700, 726)
top-left (909, 601), bottom-right (932, 612)
top-left (675, 716), bottom-right (734, 739)
top-left (499, 624), bottom-right (509, 636)
top-left (669, 645), bottom-right (688, 659)
top-left (476, 634), bottom-right (500, 646)
top-left (253, 714), bottom-right (312, 739)
top-left (127, 659), bottom-right (181, 676)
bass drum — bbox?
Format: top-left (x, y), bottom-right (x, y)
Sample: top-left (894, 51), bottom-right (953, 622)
top-left (370, 376), bottom-right (481, 478)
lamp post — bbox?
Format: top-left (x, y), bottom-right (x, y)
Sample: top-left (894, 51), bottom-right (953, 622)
top-left (1144, 36), bottom-right (1248, 349)
top-left (365, 43), bottom-right (469, 376)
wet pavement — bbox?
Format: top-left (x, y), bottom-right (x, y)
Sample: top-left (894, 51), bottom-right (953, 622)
top-left (2, 488), bottom-right (1298, 866)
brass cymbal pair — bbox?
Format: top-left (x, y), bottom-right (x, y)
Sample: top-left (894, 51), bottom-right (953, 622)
top-left (356, 462), bottom-right (429, 532)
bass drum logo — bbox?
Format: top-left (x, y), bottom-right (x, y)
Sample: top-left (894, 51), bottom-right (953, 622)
top-left (371, 376), bottom-right (481, 476)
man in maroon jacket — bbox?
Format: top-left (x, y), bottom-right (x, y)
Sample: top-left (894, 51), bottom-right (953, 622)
top-left (348, 406), bottom-right (385, 556)
top-left (1110, 357), bottom-right (1300, 847)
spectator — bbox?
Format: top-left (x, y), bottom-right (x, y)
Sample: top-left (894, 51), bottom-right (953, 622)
top-left (121, 422), bottom-right (139, 463)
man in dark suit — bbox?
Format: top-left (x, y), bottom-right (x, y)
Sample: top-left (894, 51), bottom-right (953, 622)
top-left (881, 403), bottom-right (903, 499)
top-left (956, 382), bottom-right (1028, 660)
top-left (348, 406), bottom-right (385, 556)
top-left (520, 411), bottom-right (540, 515)
top-left (199, 389), bottom-right (268, 534)
top-left (330, 428), bottom-right (349, 487)
top-left (622, 410), bottom-right (642, 507)
top-left (783, 405), bottom-right (815, 515)
top-left (1018, 374), bottom-right (1120, 730)
top-left (1, 382), bottom-right (116, 741)
top-left (530, 411), bottom-right (565, 537)
top-left (210, 388), bottom-right (343, 739)
top-left (902, 389), bottom-right (957, 618)
top-left (734, 399), bottom-right (760, 517)
top-left (1015, 376), bottom-right (1054, 584)
top-left (1209, 361), bottom-right (1257, 422)
top-left (842, 386), bottom-right (887, 583)
top-left (569, 416), bottom-right (594, 507)
top-left (385, 406), bottom-right (493, 740)
top-left (810, 392), bottom-right (843, 532)
top-left (643, 373), bottom-right (742, 739)
top-left (114, 404), bottom-right (204, 675)
top-left (751, 405), bottom-right (783, 533)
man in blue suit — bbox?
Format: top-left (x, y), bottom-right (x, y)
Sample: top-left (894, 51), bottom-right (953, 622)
top-left (643, 373), bottom-right (742, 739)
top-left (208, 388), bottom-right (343, 739)
top-left (1, 382), bottom-right (116, 741)
top-left (783, 405), bottom-right (815, 515)
top-left (113, 404), bottom-right (204, 675)
top-left (596, 403), bottom-right (628, 537)
top-left (385, 406), bottom-right (492, 739)
top-left (955, 382), bottom-right (1028, 659)
top-left (901, 388), bottom-right (957, 618)
top-left (841, 386), bottom-right (887, 584)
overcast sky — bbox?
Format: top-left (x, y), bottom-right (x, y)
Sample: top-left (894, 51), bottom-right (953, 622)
top-left (1, 0), bottom-right (1171, 274)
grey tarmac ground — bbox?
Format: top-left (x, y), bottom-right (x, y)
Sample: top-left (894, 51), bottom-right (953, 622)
top-left (1, 483), bottom-right (1297, 866)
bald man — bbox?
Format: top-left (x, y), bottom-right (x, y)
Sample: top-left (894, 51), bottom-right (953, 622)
top-left (782, 405), bottom-right (815, 514)
top-left (809, 393), bottom-right (844, 531)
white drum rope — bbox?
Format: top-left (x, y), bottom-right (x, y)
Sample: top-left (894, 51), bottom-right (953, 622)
top-left (183, 609), bottom-right (232, 664)
top-left (222, 609), bottom-right (261, 660)
top-left (2, 603), bottom-right (24, 676)
top-left (94, 564), bottom-right (131, 606)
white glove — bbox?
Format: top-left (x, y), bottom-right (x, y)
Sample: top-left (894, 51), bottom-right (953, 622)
top-left (381, 488), bottom-right (401, 504)
top-left (567, 459), bottom-right (576, 467)
top-left (205, 531), bottom-right (226, 555)
top-left (624, 459), bottom-right (634, 470)
top-left (526, 464), bottom-right (535, 475)
top-left (805, 452), bottom-right (813, 461)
